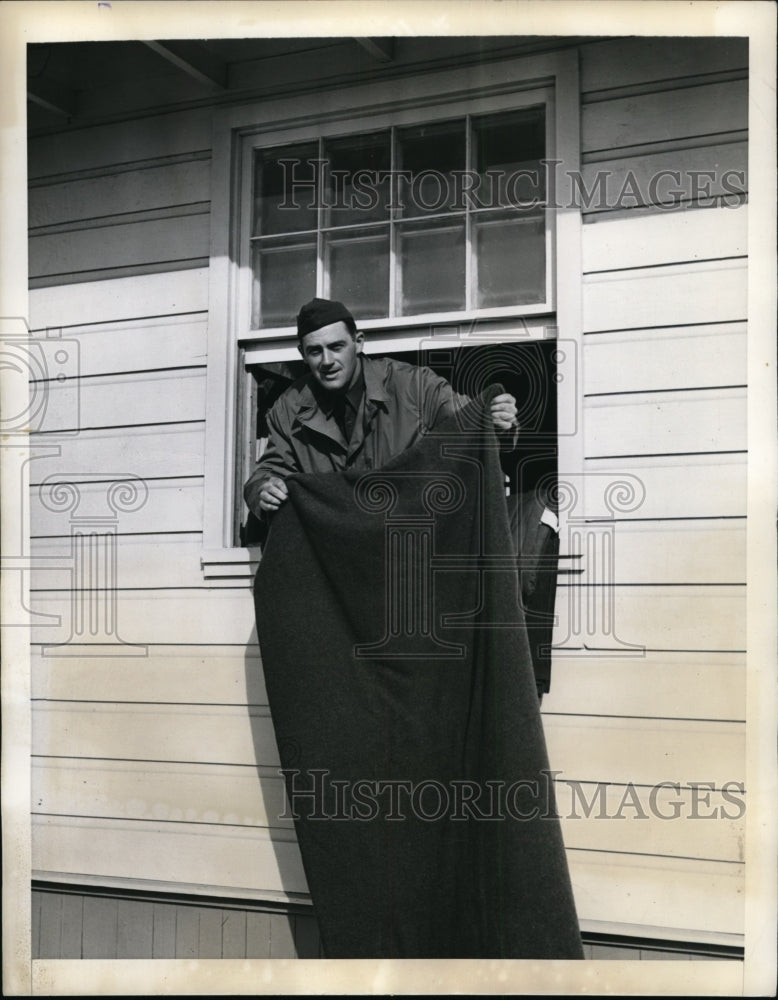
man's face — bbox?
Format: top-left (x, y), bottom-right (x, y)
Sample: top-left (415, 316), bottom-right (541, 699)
top-left (298, 320), bottom-right (364, 393)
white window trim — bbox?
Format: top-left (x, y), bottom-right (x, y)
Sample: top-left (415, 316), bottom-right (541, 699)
top-left (201, 49), bottom-right (581, 578)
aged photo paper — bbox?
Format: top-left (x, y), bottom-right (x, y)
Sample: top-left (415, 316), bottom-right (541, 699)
top-left (1, 0), bottom-right (776, 995)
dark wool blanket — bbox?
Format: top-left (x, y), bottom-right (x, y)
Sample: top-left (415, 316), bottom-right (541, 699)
top-left (254, 388), bottom-right (583, 959)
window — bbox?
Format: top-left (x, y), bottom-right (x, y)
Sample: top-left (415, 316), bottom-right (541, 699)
top-left (202, 51), bottom-right (581, 571)
top-left (248, 108), bottom-right (547, 330)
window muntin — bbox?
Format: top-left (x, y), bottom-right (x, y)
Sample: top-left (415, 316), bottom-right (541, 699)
top-left (248, 106), bottom-right (547, 330)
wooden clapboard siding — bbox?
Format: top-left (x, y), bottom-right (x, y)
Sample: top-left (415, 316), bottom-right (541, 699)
top-left (30, 425), bottom-right (205, 480)
top-left (578, 37), bottom-right (748, 216)
top-left (30, 589), bottom-right (256, 645)
top-left (27, 107), bottom-right (213, 180)
top-left (31, 646), bottom-right (263, 704)
top-left (543, 652), bottom-right (745, 722)
top-left (30, 314), bottom-right (208, 378)
top-left (556, 39), bottom-right (749, 944)
top-left (584, 325), bottom-right (747, 395)
top-left (33, 815), bottom-right (309, 896)
top-left (582, 80), bottom-right (747, 155)
top-left (28, 267), bottom-right (209, 329)
top-left (581, 454), bottom-right (747, 520)
top-left (28, 155), bottom-right (211, 229)
top-left (33, 759), bottom-right (291, 831)
top-left (33, 368), bottom-right (206, 434)
top-left (568, 852), bottom-right (744, 939)
top-left (553, 585), bottom-right (746, 651)
top-left (30, 478), bottom-right (203, 538)
top-left (579, 37), bottom-right (749, 94)
top-left (29, 212), bottom-right (209, 284)
top-left (27, 36), bottom-right (751, 952)
top-left (583, 259), bottom-right (746, 332)
top-left (585, 387), bottom-right (746, 457)
top-left (32, 887), bottom-right (321, 960)
top-left (30, 537), bottom-right (206, 589)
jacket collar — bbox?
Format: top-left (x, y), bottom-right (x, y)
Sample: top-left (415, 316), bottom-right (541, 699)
top-left (294, 355), bottom-right (390, 429)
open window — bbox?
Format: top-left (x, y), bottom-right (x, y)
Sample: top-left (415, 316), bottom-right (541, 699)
top-left (201, 50), bottom-right (581, 577)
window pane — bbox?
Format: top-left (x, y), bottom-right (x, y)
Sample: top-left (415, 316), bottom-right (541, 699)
top-left (475, 211), bottom-right (545, 308)
top-left (323, 132), bottom-right (391, 228)
top-left (473, 108), bottom-right (545, 209)
top-left (398, 219), bottom-right (466, 315)
top-left (252, 236), bottom-right (317, 328)
top-left (396, 120), bottom-right (466, 218)
top-left (325, 227), bottom-right (389, 319)
top-left (254, 142), bottom-right (319, 237)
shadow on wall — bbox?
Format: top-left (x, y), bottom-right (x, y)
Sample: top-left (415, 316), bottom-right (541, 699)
top-left (243, 623), bottom-right (323, 958)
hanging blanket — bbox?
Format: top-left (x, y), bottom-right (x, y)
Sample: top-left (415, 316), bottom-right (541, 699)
top-left (253, 387), bottom-right (583, 959)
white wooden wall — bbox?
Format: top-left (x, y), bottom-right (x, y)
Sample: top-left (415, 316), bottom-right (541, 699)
top-left (544, 37), bottom-right (748, 944)
top-left (29, 36), bottom-right (748, 946)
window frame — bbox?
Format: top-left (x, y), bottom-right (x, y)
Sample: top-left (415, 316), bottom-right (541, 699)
top-left (201, 49), bottom-right (582, 577)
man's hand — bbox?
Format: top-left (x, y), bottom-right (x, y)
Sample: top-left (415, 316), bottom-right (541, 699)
top-left (490, 393), bottom-right (518, 431)
top-left (258, 476), bottom-right (289, 512)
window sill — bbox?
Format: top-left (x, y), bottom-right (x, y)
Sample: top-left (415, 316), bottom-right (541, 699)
top-left (200, 547), bottom-right (260, 580)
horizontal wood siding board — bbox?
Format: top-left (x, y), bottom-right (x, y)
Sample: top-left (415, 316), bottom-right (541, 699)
top-left (28, 258), bottom-right (210, 290)
top-left (29, 157), bottom-right (211, 229)
top-left (29, 214), bottom-right (210, 281)
top-left (28, 578), bottom-right (746, 651)
top-left (31, 315), bottom-right (208, 379)
top-left (581, 80), bottom-right (747, 155)
top-left (543, 716), bottom-right (745, 787)
top-left (30, 536), bottom-right (206, 590)
top-left (33, 758), bottom-right (291, 832)
top-left (31, 644), bottom-right (265, 704)
top-left (31, 368), bottom-right (206, 435)
top-left (29, 267), bottom-right (209, 329)
top-left (32, 758), bottom-right (743, 864)
top-left (581, 206), bottom-right (747, 273)
top-left (30, 587), bottom-right (254, 646)
top-left (32, 815), bottom-right (310, 896)
top-left (30, 425), bottom-right (205, 482)
top-left (31, 701), bottom-right (743, 786)
top-left (32, 702), bottom-right (279, 767)
top-left (583, 388), bottom-right (746, 458)
top-left (581, 454), bottom-right (747, 520)
top-left (579, 142), bottom-right (747, 215)
top-left (30, 818), bottom-right (743, 937)
top-left (542, 652), bottom-right (745, 722)
top-left (27, 106), bottom-right (213, 180)
top-left (30, 478), bottom-right (204, 538)
top-left (566, 519), bottom-right (746, 586)
top-left (583, 260), bottom-right (747, 333)
top-left (579, 37), bottom-right (749, 95)
top-left (568, 852), bottom-right (744, 937)
top-left (552, 584), bottom-right (745, 652)
top-left (583, 326), bottom-right (746, 395)
top-left (556, 783), bottom-right (744, 863)
top-left (30, 646), bottom-right (745, 722)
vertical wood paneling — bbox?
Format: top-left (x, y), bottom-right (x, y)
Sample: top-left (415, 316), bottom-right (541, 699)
top-left (174, 905), bottom-right (199, 959)
top-left (269, 912), bottom-right (297, 958)
top-left (245, 911), bottom-right (272, 959)
top-left (38, 892), bottom-right (62, 959)
top-left (197, 907), bottom-right (224, 959)
top-left (152, 902), bottom-right (176, 958)
top-left (60, 894), bottom-right (84, 959)
top-left (82, 896), bottom-right (119, 959)
top-left (221, 909), bottom-right (247, 959)
top-left (116, 898), bottom-right (153, 959)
